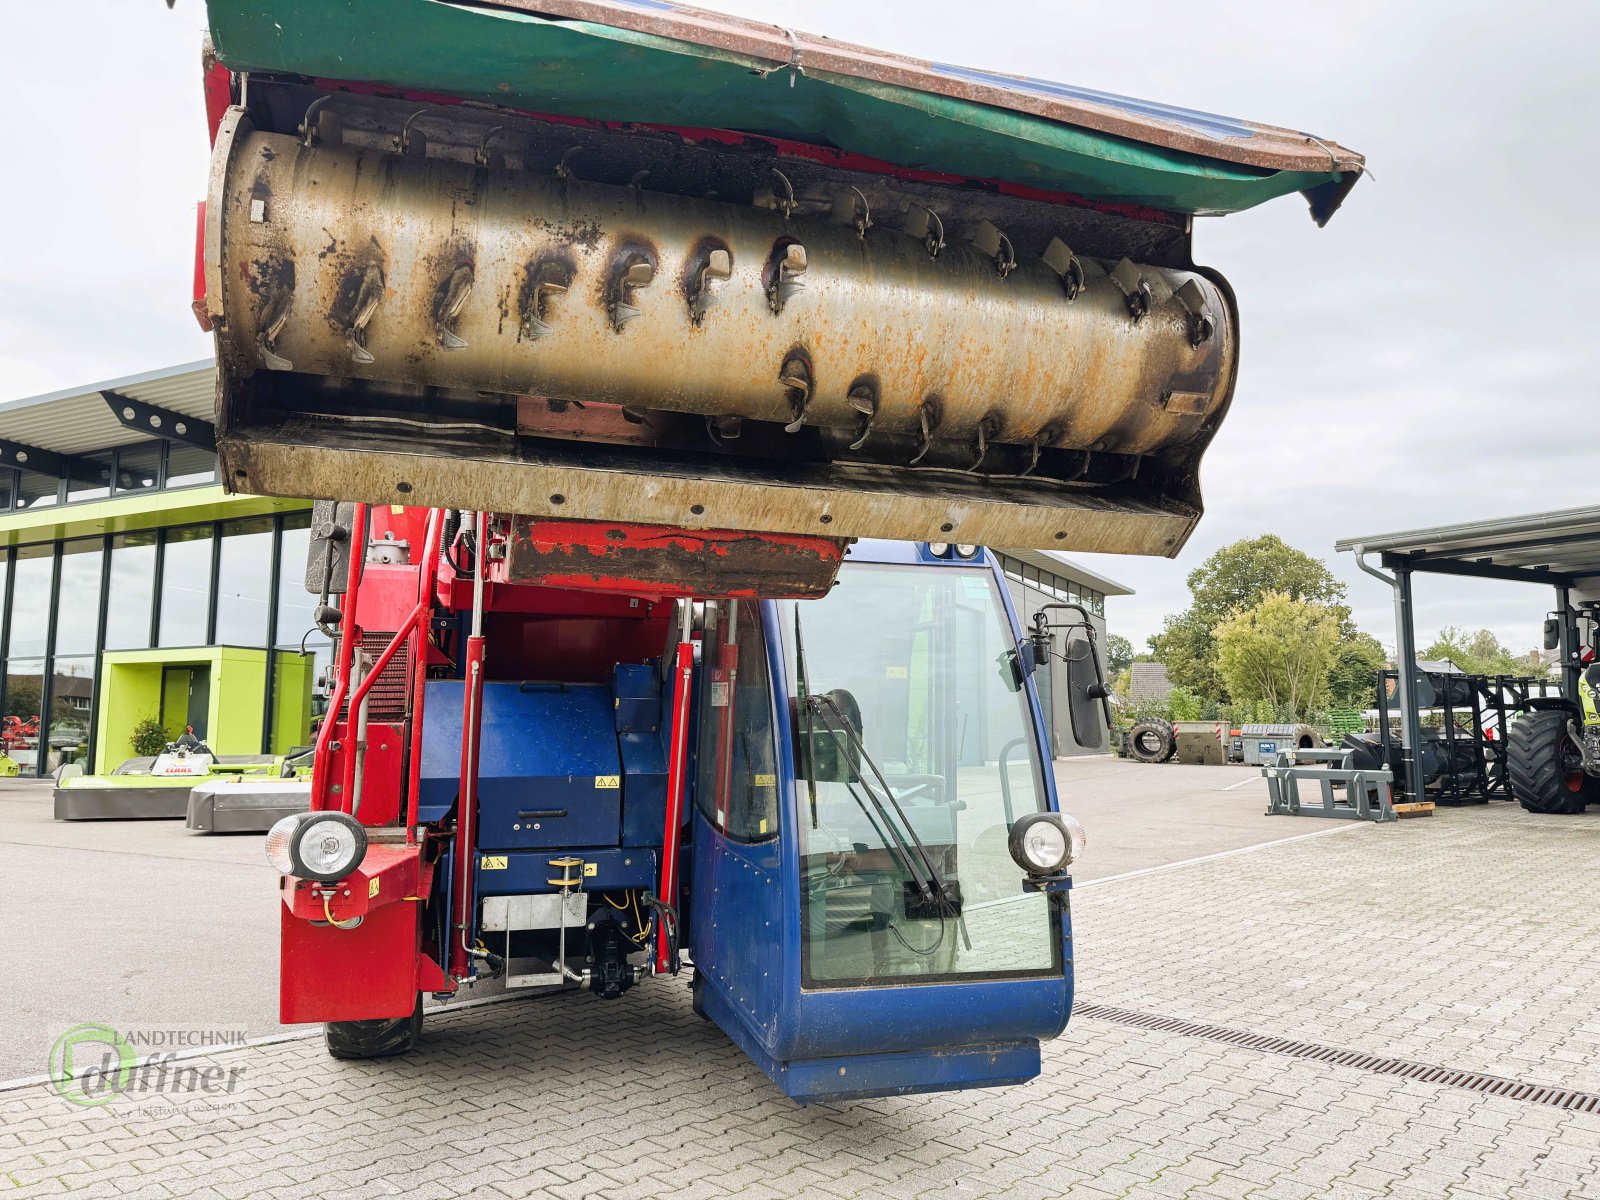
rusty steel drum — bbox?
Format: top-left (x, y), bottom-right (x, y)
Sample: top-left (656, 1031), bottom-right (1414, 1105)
top-left (205, 103), bottom-right (1240, 554)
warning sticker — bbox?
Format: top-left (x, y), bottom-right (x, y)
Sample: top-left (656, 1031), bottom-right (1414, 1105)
top-left (583, 862), bottom-right (598, 877)
top-left (595, 775), bottom-right (620, 789)
top-left (709, 681), bottom-right (730, 707)
top-left (753, 773), bottom-right (776, 787)
top-left (368, 877), bottom-right (380, 898)
top-left (480, 855), bottom-right (508, 870)
top-left (885, 665), bottom-right (908, 679)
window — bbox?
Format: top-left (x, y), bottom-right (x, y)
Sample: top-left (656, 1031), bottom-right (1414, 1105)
top-left (274, 514), bottom-right (320, 648)
top-left (104, 533), bottom-right (157, 650)
top-left (47, 656), bottom-right (96, 773)
top-left (9, 544), bottom-right (54, 658)
top-left (780, 564), bottom-right (1056, 986)
top-left (66, 454), bottom-right (113, 503)
top-left (16, 471), bottom-right (60, 510)
top-left (165, 445), bottom-right (217, 488)
top-left (3, 659), bottom-right (46, 774)
top-left (694, 600), bottom-right (779, 842)
top-left (114, 443), bottom-right (163, 494)
top-left (158, 525), bottom-right (214, 647)
top-left (214, 518), bottom-right (274, 647)
top-left (53, 540), bottom-right (104, 656)
top-left (273, 513), bottom-right (330, 751)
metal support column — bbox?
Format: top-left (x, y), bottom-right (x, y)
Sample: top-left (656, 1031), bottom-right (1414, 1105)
top-left (1393, 563), bottom-right (1425, 804)
top-left (1359, 552), bottom-right (1424, 803)
top-left (1556, 583), bottom-right (1579, 701)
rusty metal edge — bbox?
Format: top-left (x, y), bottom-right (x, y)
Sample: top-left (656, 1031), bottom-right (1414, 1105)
top-left (217, 432), bottom-right (1202, 559)
top-left (470, 0), bottom-right (1364, 177)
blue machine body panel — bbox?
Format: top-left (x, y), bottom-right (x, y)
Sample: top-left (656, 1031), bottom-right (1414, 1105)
top-left (420, 680), bottom-right (621, 849)
top-left (688, 540), bottom-right (1075, 1103)
top-left (473, 847), bottom-right (658, 898)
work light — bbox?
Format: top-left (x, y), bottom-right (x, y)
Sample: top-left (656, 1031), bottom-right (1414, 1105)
top-left (1007, 812), bottom-right (1085, 877)
top-left (927, 542), bottom-right (951, 557)
top-left (266, 811), bottom-right (368, 882)
top-left (954, 544), bottom-right (978, 558)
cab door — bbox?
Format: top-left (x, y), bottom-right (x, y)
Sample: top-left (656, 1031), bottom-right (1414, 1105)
top-left (688, 601), bottom-right (783, 1040)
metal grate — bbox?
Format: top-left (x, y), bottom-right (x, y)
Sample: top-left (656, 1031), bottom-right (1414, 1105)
top-left (1076, 1003), bottom-right (1600, 1114)
top-left (349, 631), bottom-right (411, 719)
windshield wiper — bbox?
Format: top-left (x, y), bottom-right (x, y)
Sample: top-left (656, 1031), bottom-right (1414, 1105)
top-left (806, 691), bottom-right (959, 913)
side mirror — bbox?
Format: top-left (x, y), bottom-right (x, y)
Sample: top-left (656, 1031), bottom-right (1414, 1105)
top-left (1062, 635), bottom-right (1108, 752)
top-left (305, 500), bottom-right (356, 596)
top-left (1544, 617), bottom-right (1562, 651)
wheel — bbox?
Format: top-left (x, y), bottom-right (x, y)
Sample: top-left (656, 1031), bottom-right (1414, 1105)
top-left (1506, 710), bottom-right (1595, 814)
top-left (324, 995), bottom-right (423, 1060)
top-left (1126, 719), bottom-right (1173, 765)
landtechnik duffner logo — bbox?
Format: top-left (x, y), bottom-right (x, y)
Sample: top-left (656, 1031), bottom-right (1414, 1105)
top-left (48, 1023), bottom-right (249, 1108)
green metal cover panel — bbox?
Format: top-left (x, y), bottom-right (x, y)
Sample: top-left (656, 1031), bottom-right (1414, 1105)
top-left (206, 0), bottom-right (1359, 219)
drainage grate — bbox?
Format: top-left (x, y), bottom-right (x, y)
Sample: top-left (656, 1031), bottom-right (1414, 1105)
top-left (1076, 1003), bottom-right (1600, 1114)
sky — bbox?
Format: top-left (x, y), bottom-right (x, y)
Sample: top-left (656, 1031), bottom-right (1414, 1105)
top-left (3, 0), bottom-right (1596, 657)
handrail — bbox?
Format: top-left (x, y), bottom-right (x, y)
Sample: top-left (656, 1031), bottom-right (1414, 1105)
top-left (335, 508), bottom-right (443, 820)
top-left (311, 503), bottom-right (367, 813)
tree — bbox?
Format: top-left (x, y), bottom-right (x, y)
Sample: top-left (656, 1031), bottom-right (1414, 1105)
top-left (1151, 535), bottom-right (1350, 702)
top-left (1420, 626), bottom-right (1526, 677)
top-left (1213, 592), bottom-right (1341, 719)
top-left (1327, 632), bottom-right (1388, 709)
top-left (1104, 634), bottom-right (1134, 675)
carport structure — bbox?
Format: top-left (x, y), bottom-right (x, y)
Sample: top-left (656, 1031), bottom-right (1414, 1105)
top-left (1336, 505), bottom-right (1600, 802)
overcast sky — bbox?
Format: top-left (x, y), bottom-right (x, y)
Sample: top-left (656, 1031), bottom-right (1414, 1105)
top-left (3, 1), bottom-right (1596, 656)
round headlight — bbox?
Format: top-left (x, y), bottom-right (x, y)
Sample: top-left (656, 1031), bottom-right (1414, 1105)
top-left (266, 811), bottom-right (367, 882)
top-left (955, 544), bottom-right (978, 558)
top-left (927, 542), bottom-right (951, 558)
top-left (1008, 812), bottom-right (1086, 876)
top-left (264, 812), bottom-right (304, 875)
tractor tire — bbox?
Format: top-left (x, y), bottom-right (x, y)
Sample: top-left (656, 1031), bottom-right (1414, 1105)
top-left (1126, 719), bottom-right (1174, 765)
top-left (1506, 709), bottom-right (1594, 815)
top-left (324, 996), bottom-right (423, 1060)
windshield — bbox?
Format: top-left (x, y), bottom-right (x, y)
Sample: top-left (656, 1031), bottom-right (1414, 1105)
top-left (777, 561), bottom-right (1057, 987)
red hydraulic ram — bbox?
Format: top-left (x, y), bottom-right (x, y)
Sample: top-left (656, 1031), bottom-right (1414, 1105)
top-left (449, 512), bottom-right (489, 981)
top-left (657, 600), bottom-right (695, 974)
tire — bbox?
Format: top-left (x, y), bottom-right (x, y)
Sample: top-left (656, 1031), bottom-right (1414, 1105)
top-left (325, 995), bottom-right (423, 1060)
top-left (1506, 709), bottom-right (1594, 814)
top-left (1126, 719), bottom-right (1174, 765)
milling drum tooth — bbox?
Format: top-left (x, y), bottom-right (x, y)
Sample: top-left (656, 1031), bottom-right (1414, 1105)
top-left (1042, 237), bottom-right (1085, 301)
top-left (767, 242), bottom-right (807, 313)
top-left (972, 220), bottom-right (1016, 278)
top-left (1109, 258), bottom-right (1152, 322)
top-left (434, 264), bottom-right (474, 350)
top-left (1174, 278), bottom-right (1215, 345)
top-left (689, 247), bottom-right (732, 322)
top-left (342, 263), bottom-right (385, 364)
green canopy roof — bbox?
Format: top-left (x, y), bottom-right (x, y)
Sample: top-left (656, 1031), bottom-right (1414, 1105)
top-left (207, 0), bottom-right (1361, 221)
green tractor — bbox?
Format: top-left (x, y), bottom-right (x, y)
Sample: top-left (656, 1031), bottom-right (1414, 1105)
top-left (1505, 604), bottom-right (1600, 814)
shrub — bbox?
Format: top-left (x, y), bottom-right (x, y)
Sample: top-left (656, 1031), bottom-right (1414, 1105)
top-left (130, 716), bottom-right (172, 758)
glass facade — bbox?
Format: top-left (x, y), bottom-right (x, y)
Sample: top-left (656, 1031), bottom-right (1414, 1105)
top-left (0, 507), bottom-right (318, 777)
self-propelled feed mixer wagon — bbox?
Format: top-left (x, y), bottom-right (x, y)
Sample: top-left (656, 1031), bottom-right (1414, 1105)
top-left (194, 0), bottom-right (1362, 1101)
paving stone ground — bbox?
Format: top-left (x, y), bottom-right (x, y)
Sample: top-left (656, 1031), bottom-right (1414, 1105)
top-left (6, 801), bottom-right (1600, 1198)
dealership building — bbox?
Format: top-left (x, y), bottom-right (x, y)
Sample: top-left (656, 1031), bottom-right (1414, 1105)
top-left (0, 360), bottom-right (1129, 777)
